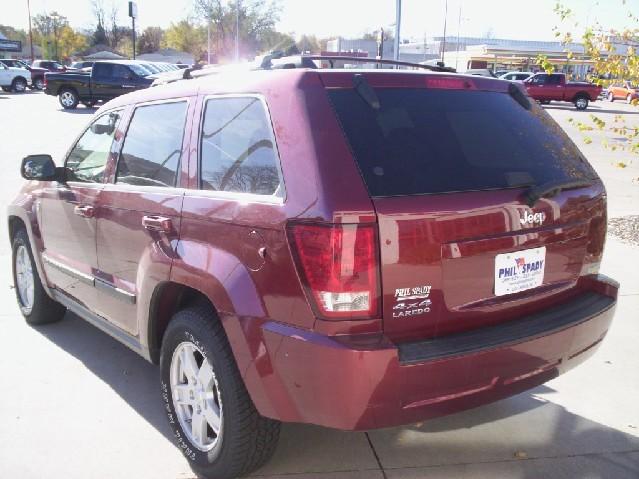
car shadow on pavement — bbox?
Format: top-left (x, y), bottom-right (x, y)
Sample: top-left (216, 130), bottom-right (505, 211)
top-left (543, 105), bottom-right (639, 115)
top-left (32, 310), bottom-right (639, 478)
top-left (34, 311), bottom-right (176, 443)
top-left (56, 108), bottom-right (97, 114)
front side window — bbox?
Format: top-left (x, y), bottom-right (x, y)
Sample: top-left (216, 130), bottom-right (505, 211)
top-left (116, 101), bottom-right (188, 187)
top-left (200, 97), bottom-right (282, 196)
top-left (531, 74), bottom-right (548, 85)
top-left (65, 110), bottom-right (122, 183)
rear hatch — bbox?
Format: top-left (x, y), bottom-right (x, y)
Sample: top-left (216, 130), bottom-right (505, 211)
top-left (325, 73), bottom-right (605, 342)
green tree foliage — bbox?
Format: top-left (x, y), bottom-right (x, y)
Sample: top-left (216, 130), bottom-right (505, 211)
top-left (57, 25), bottom-right (88, 59)
top-left (554, 1), bottom-right (639, 160)
top-left (163, 20), bottom-right (206, 58)
top-left (138, 26), bottom-right (164, 54)
top-left (193, 0), bottom-right (282, 61)
top-left (0, 25), bottom-right (28, 44)
top-left (33, 12), bottom-right (69, 60)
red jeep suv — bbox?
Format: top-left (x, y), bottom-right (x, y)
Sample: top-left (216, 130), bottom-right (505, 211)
top-left (8, 59), bottom-right (619, 479)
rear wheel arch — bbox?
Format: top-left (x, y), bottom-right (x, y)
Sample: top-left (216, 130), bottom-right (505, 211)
top-left (147, 282), bottom-right (218, 364)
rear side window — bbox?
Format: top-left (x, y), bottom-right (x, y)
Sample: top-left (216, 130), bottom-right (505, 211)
top-left (328, 88), bottom-right (597, 197)
top-left (116, 101), bottom-right (187, 187)
top-left (199, 97), bottom-right (282, 196)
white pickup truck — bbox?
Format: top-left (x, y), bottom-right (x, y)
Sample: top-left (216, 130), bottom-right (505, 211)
top-left (0, 62), bottom-right (31, 93)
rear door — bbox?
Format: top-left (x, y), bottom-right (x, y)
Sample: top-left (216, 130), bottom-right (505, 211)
top-left (94, 98), bottom-right (191, 335)
top-left (327, 80), bottom-right (603, 342)
top-left (546, 74), bottom-right (565, 100)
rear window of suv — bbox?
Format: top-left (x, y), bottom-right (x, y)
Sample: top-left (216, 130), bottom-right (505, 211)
top-left (328, 88), bottom-right (597, 197)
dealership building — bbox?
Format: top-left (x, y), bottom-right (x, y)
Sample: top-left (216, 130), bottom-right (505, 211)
top-left (325, 34), bottom-right (622, 79)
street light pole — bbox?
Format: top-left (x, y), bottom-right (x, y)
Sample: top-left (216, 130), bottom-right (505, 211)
top-left (235, 0), bottom-right (239, 61)
top-left (393, 0), bottom-right (401, 62)
top-left (207, 21), bottom-right (211, 64)
top-left (455, 3), bottom-right (462, 70)
top-left (26, 0), bottom-right (35, 62)
top-left (441, 0), bottom-right (448, 64)
top-left (50, 13), bottom-right (59, 61)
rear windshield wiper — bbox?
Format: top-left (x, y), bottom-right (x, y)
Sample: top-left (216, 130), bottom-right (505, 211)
top-left (353, 74), bottom-right (380, 110)
top-left (522, 179), bottom-right (594, 207)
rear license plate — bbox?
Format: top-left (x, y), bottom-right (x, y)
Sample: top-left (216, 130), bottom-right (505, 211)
top-left (494, 247), bottom-right (546, 296)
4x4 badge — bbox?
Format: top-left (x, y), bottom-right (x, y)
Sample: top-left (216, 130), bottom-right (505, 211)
top-left (520, 211), bottom-right (546, 226)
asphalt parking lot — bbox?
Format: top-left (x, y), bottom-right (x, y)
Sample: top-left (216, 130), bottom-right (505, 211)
top-left (0, 90), bottom-right (638, 479)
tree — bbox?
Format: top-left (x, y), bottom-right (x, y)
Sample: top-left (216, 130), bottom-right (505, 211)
top-left (138, 26), bottom-right (164, 54)
top-left (193, 0), bottom-right (282, 61)
top-left (163, 20), bottom-right (206, 57)
top-left (297, 34), bottom-right (319, 54)
top-left (90, 0), bottom-right (108, 45)
top-left (554, 1), bottom-right (639, 162)
top-left (0, 25), bottom-right (28, 44)
top-left (57, 25), bottom-right (88, 59)
top-left (33, 12), bottom-right (69, 60)
top-left (92, 22), bottom-right (109, 46)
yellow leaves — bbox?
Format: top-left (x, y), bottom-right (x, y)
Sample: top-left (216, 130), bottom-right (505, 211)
top-left (617, 162), bottom-right (628, 168)
top-left (536, 55), bottom-right (555, 74)
top-left (584, 137), bottom-right (593, 144)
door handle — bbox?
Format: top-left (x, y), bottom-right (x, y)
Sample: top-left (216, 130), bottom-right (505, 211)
top-left (142, 215), bottom-right (173, 233)
top-left (74, 205), bottom-right (95, 218)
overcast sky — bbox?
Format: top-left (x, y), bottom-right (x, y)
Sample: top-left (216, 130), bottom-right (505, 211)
top-left (2, 0), bottom-right (634, 42)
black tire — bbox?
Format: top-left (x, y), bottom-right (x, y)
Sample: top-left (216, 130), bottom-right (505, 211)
top-left (540, 100), bottom-right (551, 105)
top-left (11, 77), bottom-right (28, 93)
top-left (574, 96), bottom-right (589, 110)
top-left (11, 228), bottom-right (66, 325)
top-left (58, 88), bottom-right (79, 109)
top-left (32, 77), bottom-right (44, 90)
top-left (1, 86), bottom-right (10, 92)
top-left (160, 305), bottom-right (280, 479)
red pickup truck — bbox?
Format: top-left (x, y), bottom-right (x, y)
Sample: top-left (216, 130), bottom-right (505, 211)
top-left (523, 73), bottom-right (602, 110)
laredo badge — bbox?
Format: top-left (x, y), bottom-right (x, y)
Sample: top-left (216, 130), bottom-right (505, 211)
top-left (393, 285), bottom-right (432, 318)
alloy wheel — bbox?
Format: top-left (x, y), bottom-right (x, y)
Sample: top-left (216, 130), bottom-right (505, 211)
top-left (60, 91), bottom-right (75, 107)
top-left (170, 341), bottom-right (223, 452)
top-left (15, 245), bottom-right (34, 312)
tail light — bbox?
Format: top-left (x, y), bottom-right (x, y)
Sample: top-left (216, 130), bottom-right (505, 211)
top-left (287, 222), bottom-right (380, 320)
top-left (581, 199), bottom-right (607, 276)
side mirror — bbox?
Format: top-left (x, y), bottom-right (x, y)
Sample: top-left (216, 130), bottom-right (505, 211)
top-left (21, 155), bottom-right (60, 181)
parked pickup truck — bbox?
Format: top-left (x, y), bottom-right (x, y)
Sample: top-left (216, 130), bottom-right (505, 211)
top-left (523, 73), bottom-right (602, 110)
top-left (44, 60), bottom-right (153, 109)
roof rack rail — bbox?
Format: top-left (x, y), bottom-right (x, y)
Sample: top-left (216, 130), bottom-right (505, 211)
top-left (151, 53), bottom-right (456, 86)
top-left (266, 55), bottom-right (457, 73)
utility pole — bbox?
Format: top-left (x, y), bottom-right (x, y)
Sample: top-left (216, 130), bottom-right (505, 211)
top-left (441, 0), bottom-right (448, 65)
top-left (393, 0), bottom-right (401, 62)
top-left (26, 0), bottom-right (35, 62)
top-left (235, 0), bottom-right (240, 61)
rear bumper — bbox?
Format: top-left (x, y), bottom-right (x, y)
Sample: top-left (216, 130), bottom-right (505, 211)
top-left (254, 274), bottom-right (618, 430)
